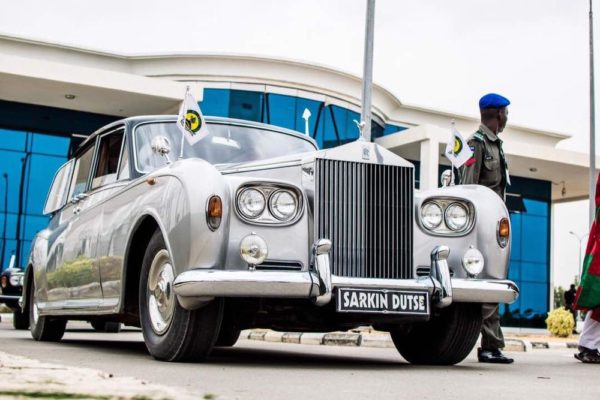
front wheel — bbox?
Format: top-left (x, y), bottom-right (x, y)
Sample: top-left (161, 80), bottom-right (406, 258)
top-left (390, 303), bottom-right (482, 365)
top-left (139, 231), bottom-right (223, 362)
top-left (29, 278), bottom-right (66, 341)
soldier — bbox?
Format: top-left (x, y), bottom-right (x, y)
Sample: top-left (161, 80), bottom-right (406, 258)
top-left (461, 93), bottom-right (513, 364)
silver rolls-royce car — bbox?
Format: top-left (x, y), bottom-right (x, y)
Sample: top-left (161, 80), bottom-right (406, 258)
top-left (22, 116), bottom-right (518, 365)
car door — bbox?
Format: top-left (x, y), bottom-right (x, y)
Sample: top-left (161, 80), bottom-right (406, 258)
top-left (58, 138), bottom-right (104, 308)
top-left (38, 158), bottom-right (75, 309)
top-left (91, 129), bottom-right (131, 309)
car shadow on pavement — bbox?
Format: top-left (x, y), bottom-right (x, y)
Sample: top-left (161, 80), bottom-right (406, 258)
top-left (210, 346), bottom-right (480, 371)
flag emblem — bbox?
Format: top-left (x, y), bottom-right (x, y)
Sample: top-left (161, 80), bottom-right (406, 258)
top-left (185, 110), bottom-right (201, 134)
top-left (177, 89), bottom-right (209, 146)
top-left (453, 137), bottom-right (463, 155)
top-left (444, 124), bottom-right (473, 168)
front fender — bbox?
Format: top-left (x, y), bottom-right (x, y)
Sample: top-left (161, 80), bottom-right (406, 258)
top-left (414, 185), bottom-right (510, 280)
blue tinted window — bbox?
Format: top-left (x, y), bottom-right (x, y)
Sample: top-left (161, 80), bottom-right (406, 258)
top-left (296, 98), bottom-right (322, 140)
top-left (383, 124), bottom-right (407, 136)
top-left (26, 155), bottom-right (66, 215)
top-left (371, 122), bottom-right (384, 139)
top-left (1, 239), bottom-right (17, 269)
top-left (0, 213), bottom-right (18, 242)
top-left (229, 90), bottom-right (263, 122)
top-left (520, 262), bottom-right (548, 283)
top-left (268, 94), bottom-right (296, 130)
top-left (24, 215), bottom-right (49, 239)
top-left (0, 150), bottom-right (25, 214)
top-left (521, 215), bottom-right (548, 264)
top-left (20, 240), bottom-right (31, 267)
top-left (32, 133), bottom-right (70, 156)
top-left (523, 198), bottom-right (548, 217)
top-left (201, 89), bottom-right (230, 117)
top-left (0, 129), bottom-right (26, 151)
top-left (509, 213), bottom-right (522, 261)
top-left (519, 282), bottom-right (548, 317)
top-left (508, 261), bottom-right (521, 282)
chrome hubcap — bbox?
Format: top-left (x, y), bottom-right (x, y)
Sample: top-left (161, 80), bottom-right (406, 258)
top-left (32, 297), bottom-right (39, 325)
top-left (147, 249), bottom-right (175, 335)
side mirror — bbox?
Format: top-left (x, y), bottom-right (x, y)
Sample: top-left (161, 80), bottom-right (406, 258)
top-left (151, 136), bottom-right (172, 164)
top-left (440, 169), bottom-right (453, 187)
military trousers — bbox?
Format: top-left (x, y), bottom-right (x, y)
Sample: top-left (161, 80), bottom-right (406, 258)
top-left (481, 303), bottom-right (505, 350)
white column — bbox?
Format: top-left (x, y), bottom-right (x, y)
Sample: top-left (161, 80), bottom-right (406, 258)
top-left (419, 139), bottom-right (440, 190)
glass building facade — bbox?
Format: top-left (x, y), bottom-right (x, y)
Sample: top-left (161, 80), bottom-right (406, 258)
top-left (200, 89), bottom-right (406, 148)
top-left (0, 89), bottom-right (551, 328)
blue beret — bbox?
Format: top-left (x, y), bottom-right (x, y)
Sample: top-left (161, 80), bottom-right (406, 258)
top-left (479, 93), bottom-right (510, 109)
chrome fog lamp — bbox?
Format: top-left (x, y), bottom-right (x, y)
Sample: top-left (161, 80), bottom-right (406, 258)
top-left (238, 188), bottom-right (266, 219)
top-left (462, 247), bottom-right (485, 277)
top-left (421, 202), bottom-right (443, 229)
top-left (445, 203), bottom-right (468, 231)
top-left (269, 190), bottom-right (297, 221)
top-left (240, 233), bottom-right (268, 266)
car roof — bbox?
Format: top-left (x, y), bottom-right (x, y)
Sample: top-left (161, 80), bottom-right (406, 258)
top-left (76, 115), bottom-right (318, 155)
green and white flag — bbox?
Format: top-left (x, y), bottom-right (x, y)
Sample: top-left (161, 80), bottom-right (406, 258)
top-left (177, 89), bottom-right (209, 145)
top-left (444, 124), bottom-right (473, 168)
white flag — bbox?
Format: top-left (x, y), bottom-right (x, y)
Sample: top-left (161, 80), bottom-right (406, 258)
top-left (444, 124), bottom-right (473, 168)
top-left (177, 90), bottom-right (209, 145)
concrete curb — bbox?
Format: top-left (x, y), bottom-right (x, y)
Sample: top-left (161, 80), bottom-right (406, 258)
top-left (241, 329), bottom-right (578, 352)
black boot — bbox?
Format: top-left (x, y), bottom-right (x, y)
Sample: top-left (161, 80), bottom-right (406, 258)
top-left (477, 348), bottom-right (514, 364)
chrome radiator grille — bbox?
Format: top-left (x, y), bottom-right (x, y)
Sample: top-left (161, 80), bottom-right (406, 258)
top-left (315, 159), bottom-right (413, 280)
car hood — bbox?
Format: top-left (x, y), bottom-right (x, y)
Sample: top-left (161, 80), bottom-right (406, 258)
top-left (216, 141), bottom-right (413, 175)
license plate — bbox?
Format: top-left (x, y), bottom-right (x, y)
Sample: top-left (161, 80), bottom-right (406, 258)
top-left (336, 288), bottom-right (430, 315)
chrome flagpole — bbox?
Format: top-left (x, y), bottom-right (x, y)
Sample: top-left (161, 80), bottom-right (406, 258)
top-left (180, 85), bottom-right (190, 160)
top-left (360, 0), bottom-right (376, 142)
top-left (591, 0), bottom-right (597, 225)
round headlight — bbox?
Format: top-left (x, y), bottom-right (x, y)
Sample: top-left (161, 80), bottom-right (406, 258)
top-left (445, 203), bottom-right (469, 231)
top-left (240, 233), bottom-right (268, 265)
top-left (9, 275), bottom-right (21, 287)
top-left (421, 202), bottom-right (443, 229)
top-left (462, 247), bottom-right (485, 276)
top-left (238, 188), bottom-right (266, 219)
top-left (269, 190), bottom-right (298, 221)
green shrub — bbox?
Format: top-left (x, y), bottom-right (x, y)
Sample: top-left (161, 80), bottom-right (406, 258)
top-left (545, 307), bottom-right (575, 337)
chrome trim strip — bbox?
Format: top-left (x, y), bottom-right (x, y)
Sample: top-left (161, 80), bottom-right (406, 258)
top-left (173, 270), bottom-right (320, 298)
top-left (452, 279), bottom-right (519, 304)
top-left (430, 246), bottom-right (452, 308)
top-left (171, 270), bottom-right (518, 305)
top-left (313, 239), bottom-right (332, 306)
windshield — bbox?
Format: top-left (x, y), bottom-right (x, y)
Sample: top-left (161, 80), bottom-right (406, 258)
top-left (134, 121), bottom-right (317, 173)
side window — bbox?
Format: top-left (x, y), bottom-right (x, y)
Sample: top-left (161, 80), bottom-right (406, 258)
top-left (44, 159), bottom-right (75, 215)
top-left (92, 130), bottom-right (124, 189)
top-left (69, 144), bottom-right (95, 199)
top-left (117, 136), bottom-right (130, 180)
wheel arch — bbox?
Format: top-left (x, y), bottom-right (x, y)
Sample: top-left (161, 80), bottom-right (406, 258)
top-left (20, 263), bottom-right (34, 313)
top-left (120, 214), bottom-right (163, 323)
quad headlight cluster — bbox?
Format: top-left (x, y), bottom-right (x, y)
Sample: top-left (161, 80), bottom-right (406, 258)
top-left (420, 199), bottom-right (474, 235)
top-left (236, 184), bottom-right (302, 225)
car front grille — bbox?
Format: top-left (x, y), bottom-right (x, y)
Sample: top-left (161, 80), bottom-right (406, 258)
top-left (315, 158), bottom-right (414, 280)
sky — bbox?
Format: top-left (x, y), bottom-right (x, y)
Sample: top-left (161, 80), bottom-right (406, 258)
top-left (0, 0), bottom-right (595, 287)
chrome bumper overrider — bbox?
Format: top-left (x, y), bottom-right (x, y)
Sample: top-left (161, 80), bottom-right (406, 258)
top-left (173, 241), bottom-right (519, 310)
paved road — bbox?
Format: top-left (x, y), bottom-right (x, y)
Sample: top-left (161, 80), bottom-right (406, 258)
top-left (0, 321), bottom-right (598, 400)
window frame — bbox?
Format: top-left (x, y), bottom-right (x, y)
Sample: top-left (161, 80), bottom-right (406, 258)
top-left (89, 127), bottom-right (126, 190)
top-left (67, 140), bottom-right (97, 200)
top-left (43, 158), bottom-right (75, 215)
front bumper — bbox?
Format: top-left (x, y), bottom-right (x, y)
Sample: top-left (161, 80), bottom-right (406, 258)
top-left (173, 241), bottom-right (519, 310)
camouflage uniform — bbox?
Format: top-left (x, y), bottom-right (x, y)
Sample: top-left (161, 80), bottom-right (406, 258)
top-left (461, 123), bottom-right (509, 351)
